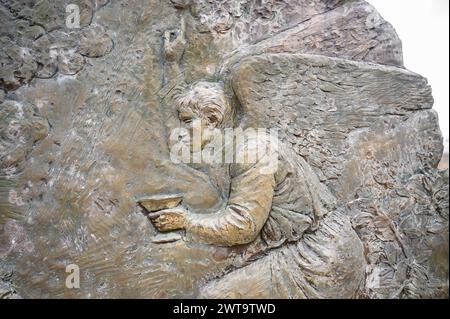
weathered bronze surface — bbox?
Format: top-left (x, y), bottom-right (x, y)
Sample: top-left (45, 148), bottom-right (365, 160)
top-left (0, 0), bottom-right (448, 298)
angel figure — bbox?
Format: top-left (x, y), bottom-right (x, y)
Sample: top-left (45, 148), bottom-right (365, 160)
top-left (148, 79), bottom-right (366, 298)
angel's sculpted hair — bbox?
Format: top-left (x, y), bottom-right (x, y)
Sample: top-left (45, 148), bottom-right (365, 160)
top-left (174, 81), bottom-right (233, 128)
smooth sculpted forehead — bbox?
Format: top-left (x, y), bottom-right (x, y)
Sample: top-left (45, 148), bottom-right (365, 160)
top-left (174, 81), bottom-right (233, 128)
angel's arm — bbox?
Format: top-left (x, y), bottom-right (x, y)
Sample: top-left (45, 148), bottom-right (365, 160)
top-left (185, 140), bottom-right (276, 246)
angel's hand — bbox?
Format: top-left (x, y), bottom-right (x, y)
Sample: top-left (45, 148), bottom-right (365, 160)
top-left (164, 19), bottom-right (186, 63)
top-left (148, 206), bottom-right (188, 232)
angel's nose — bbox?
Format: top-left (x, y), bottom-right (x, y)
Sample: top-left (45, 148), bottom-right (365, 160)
top-left (177, 131), bottom-right (190, 141)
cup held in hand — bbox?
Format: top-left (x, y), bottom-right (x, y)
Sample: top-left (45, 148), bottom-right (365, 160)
top-left (137, 194), bottom-right (183, 213)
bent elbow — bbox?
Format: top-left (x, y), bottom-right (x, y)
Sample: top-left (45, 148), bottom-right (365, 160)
top-left (220, 217), bottom-right (259, 246)
top-left (231, 231), bottom-right (259, 246)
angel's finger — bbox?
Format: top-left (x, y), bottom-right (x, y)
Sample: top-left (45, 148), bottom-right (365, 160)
top-left (147, 211), bottom-right (165, 219)
top-left (152, 221), bottom-right (161, 229)
top-left (156, 216), bottom-right (168, 223)
top-left (153, 220), bottom-right (165, 228)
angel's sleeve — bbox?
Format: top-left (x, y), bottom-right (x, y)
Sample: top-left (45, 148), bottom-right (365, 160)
top-left (185, 137), bottom-right (276, 246)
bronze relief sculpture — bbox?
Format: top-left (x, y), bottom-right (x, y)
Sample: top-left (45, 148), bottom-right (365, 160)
top-left (0, 0), bottom-right (448, 299)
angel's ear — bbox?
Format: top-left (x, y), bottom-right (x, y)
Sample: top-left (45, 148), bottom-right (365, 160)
top-left (202, 108), bottom-right (222, 128)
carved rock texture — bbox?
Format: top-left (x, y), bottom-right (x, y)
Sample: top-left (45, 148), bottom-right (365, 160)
top-left (0, 0), bottom-right (113, 90)
top-left (0, 0), bottom-right (448, 298)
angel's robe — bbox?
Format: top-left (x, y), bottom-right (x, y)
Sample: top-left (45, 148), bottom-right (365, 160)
top-left (184, 132), bottom-right (366, 298)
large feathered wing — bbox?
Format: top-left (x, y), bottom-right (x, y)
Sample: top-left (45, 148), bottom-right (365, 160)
top-left (229, 53), bottom-right (447, 298)
top-left (230, 53), bottom-right (437, 189)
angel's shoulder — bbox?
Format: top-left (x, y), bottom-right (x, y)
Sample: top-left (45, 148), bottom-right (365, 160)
top-left (231, 129), bottom-right (281, 177)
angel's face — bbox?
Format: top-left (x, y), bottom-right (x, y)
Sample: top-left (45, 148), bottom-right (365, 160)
top-left (178, 108), bottom-right (215, 149)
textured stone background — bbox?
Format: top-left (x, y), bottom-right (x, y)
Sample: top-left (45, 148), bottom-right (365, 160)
top-left (0, 0), bottom-right (448, 298)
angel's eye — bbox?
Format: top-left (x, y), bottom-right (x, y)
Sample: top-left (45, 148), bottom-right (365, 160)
top-left (182, 118), bottom-right (192, 124)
